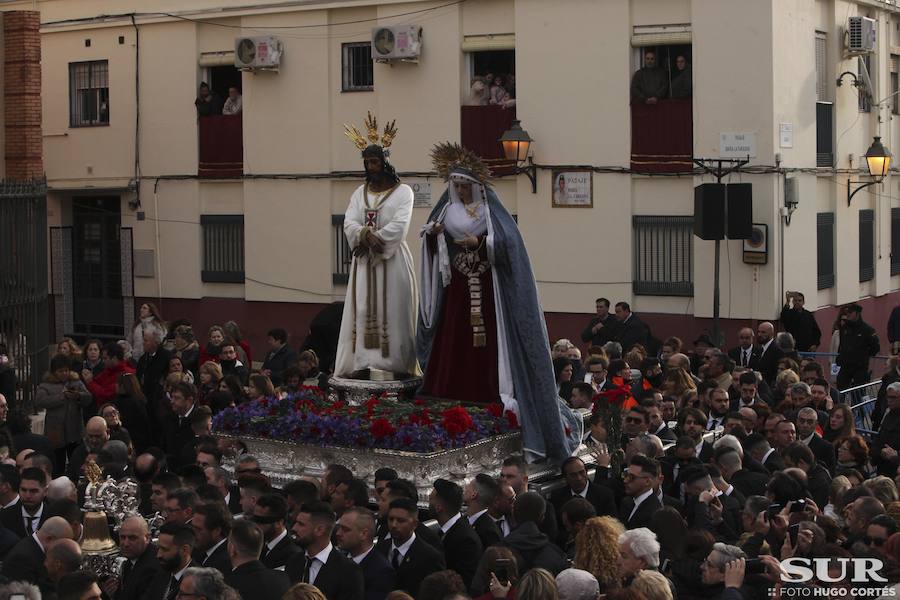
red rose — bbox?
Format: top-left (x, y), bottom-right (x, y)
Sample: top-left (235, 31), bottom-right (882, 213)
top-left (259, 398), bottom-right (268, 407)
top-left (487, 403), bottom-right (503, 418)
top-left (370, 418), bottom-right (396, 439)
top-left (442, 407), bottom-right (474, 436)
top-left (505, 410), bottom-right (519, 429)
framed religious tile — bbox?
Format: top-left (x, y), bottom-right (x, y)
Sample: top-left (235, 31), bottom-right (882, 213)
top-left (551, 169), bottom-right (593, 208)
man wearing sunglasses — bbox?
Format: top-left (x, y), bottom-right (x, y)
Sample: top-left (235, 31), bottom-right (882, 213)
top-left (864, 514), bottom-right (897, 552)
top-left (620, 456), bottom-right (663, 530)
top-left (255, 494), bottom-right (300, 571)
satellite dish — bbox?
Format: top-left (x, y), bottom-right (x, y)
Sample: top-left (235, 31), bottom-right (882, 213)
top-left (858, 56), bottom-right (874, 100)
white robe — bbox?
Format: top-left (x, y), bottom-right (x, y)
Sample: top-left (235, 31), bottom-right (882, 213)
top-left (334, 183), bottom-right (420, 378)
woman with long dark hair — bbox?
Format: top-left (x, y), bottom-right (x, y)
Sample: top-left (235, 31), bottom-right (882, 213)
top-left (115, 373), bottom-right (151, 453)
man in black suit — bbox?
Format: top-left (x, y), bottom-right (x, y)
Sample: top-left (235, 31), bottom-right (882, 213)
top-left (463, 474), bottom-right (502, 550)
top-left (374, 479), bottom-right (443, 553)
top-left (714, 448), bottom-right (768, 499)
top-left (256, 493), bottom-right (300, 571)
top-left (336, 507), bottom-right (395, 600)
top-left (796, 407), bottom-right (837, 474)
top-left (1, 516), bottom-right (72, 586)
top-left (108, 515), bottom-right (161, 600)
top-left (204, 467), bottom-right (242, 516)
top-left (620, 456), bottom-right (663, 530)
top-left (613, 301), bottom-right (650, 353)
top-left (163, 383), bottom-right (200, 470)
top-left (225, 520), bottom-right (290, 600)
top-left (728, 327), bottom-right (760, 370)
top-left (581, 297), bottom-right (619, 346)
top-left (1, 467), bottom-right (51, 538)
top-left (754, 321), bottom-right (784, 385)
top-left (645, 402), bottom-right (676, 443)
top-left (781, 292), bottom-right (822, 352)
top-left (44, 538), bottom-right (83, 592)
top-left (674, 408), bottom-right (715, 463)
top-left (261, 328), bottom-right (298, 387)
top-left (191, 503), bottom-right (231, 576)
top-left (429, 479), bottom-right (482, 589)
top-left (550, 457), bottom-right (617, 526)
top-left (136, 329), bottom-right (172, 407)
top-left (286, 501), bottom-right (364, 600)
top-left (744, 433), bottom-right (785, 474)
top-left (164, 489), bottom-right (198, 528)
top-left (380, 498), bottom-right (445, 597)
top-left (66, 416), bottom-right (110, 482)
top-left (145, 523), bottom-right (198, 600)
top-left (559, 498), bottom-right (595, 559)
top-left (783, 443), bottom-right (832, 508)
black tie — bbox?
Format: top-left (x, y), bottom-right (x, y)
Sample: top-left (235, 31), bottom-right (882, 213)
top-left (496, 517), bottom-right (506, 535)
top-left (165, 576), bottom-right (178, 600)
top-left (122, 560), bottom-right (134, 581)
top-left (25, 516), bottom-right (35, 534)
top-left (742, 349), bottom-right (748, 366)
top-left (302, 556), bottom-right (313, 584)
top-left (391, 549), bottom-right (401, 569)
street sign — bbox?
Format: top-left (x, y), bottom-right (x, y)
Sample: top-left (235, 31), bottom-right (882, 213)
top-left (719, 132), bottom-right (757, 158)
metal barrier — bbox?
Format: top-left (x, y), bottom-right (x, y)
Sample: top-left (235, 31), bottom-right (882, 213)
top-left (840, 380), bottom-right (882, 440)
top-left (798, 351), bottom-right (892, 382)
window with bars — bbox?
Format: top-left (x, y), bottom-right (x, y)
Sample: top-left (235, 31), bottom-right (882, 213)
top-left (69, 61), bottom-right (110, 127)
top-left (632, 216), bottom-right (693, 296)
top-left (817, 212), bottom-right (835, 290)
top-left (342, 43), bottom-right (374, 91)
top-left (332, 215), bottom-right (352, 285)
top-left (860, 209), bottom-right (875, 282)
top-left (892, 208), bottom-right (900, 276)
top-left (892, 55), bottom-right (900, 115)
top-left (200, 215), bottom-right (244, 283)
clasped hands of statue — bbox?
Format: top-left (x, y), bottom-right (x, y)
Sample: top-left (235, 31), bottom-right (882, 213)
top-left (354, 228), bottom-right (386, 257)
top-left (429, 223), bottom-right (480, 250)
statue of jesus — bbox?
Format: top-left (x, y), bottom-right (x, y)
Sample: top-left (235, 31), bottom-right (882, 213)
top-left (334, 114), bottom-right (420, 380)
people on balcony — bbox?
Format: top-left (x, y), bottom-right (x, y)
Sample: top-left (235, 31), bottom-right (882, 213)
top-left (195, 82), bottom-right (224, 117)
top-left (465, 80), bottom-right (489, 106)
top-left (670, 55), bottom-right (692, 99)
top-left (630, 50), bottom-right (668, 105)
top-left (222, 87), bottom-right (243, 116)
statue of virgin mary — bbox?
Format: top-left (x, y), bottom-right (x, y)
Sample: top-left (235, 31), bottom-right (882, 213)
top-left (417, 143), bottom-right (579, 462)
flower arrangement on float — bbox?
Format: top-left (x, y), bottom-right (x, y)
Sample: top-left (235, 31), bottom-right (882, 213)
top-left (212, 386), bottom-right (519, 453)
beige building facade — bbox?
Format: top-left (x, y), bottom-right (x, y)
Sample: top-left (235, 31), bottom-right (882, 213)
top-left (6, 0), bottom-right (900, 354)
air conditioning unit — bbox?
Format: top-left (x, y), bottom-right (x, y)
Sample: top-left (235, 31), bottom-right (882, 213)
top-left (234, 36), bottom-right (283, 70)
top-left (371, 25), bottom-right (422, 61)
top-left (847, 16), bottom-right (877, 55)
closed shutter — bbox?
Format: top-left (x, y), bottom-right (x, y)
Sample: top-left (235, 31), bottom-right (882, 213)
top-left (892, 208), bottom-right (900, 276)
top-left (817, 212), bottom-right (835, 290)
top-left (816, 32), bottom-right (827, 101)
top-left (860, 209), bottom-right (875, 282)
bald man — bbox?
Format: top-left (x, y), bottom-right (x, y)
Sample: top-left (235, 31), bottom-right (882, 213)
top-left (755, 322), bottom-right (785, 385)
top-left (728, 327), bottom-right (760, 369)
top-left (67, 416), bottom-right (109, 482)
top-left (105, 515), bottom-right (161, 600)
top-left (44, 538), bottom-right (82, 585)
top-left (2, 516), bottom-right (73, 587)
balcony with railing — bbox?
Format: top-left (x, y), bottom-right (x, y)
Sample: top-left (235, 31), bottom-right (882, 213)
top-left (198, 115), bottom-right (243, 178)
top-left (630, 99), bottom-right (692, 173)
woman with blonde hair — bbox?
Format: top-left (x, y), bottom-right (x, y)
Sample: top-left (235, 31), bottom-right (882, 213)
top-left (632, 570), bottom-right (673, 600)
top-left (197, 361), bottom-right (223, 406)
top-left (282, 584), bottom-right (326, 600)
top-left (130, 302), bottom-right (167, 362)
top-left (200, 325), bottom-right (227, 365)
top-left (663, 368), bottom-right (696, 408)
top-left (298, 350), bottom-right (321, 386)
top-left (517, 568), bottom-right (559, 600)
top-left (573, 516), bottom-right (624, 592)
top-left (56, 337), bottom-right (83, 372)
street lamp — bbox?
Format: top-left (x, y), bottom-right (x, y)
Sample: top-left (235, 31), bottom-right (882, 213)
top-left (848, 136), bottom-right (892, 205)
top-left (499, 120), bottom-right (537, 193)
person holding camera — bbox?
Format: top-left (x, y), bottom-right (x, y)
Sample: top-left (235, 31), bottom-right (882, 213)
top-left (35, 354), bottom-right (93, 474)
top-left (781, 292), bottom-right (822, 353)
top-left (700, 543), bottom-right (785, 600)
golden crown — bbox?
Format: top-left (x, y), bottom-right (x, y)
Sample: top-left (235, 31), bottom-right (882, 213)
top-left (344, 111), bottom-right (398, 152)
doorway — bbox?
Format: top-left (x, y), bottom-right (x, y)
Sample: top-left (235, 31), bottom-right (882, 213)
top-left (72, 197), bottom-right (124, 339)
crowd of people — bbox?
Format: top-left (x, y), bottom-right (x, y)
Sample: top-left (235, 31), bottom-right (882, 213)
top-left (0, 290), bottom-right (896, 600)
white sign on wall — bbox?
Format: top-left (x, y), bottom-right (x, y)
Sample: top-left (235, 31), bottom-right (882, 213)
top-left (720, 132), bottom-right (757, 158)
top-left (410, 181), bottom-right (432, 207)
top-left (779, 123), bottom-right (793, 148)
